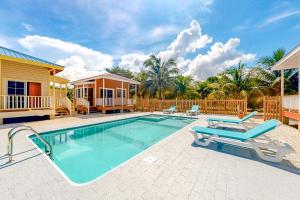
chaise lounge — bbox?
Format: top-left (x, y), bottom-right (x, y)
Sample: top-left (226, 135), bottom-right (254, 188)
top-left (207, 111), bottom-right (257, 129)
top-left (190, 119), bottom-right (295, 162)
top-left (163, 106), bottom-right (177, 114)
top-left (186, 105), bottom-right (200, 116)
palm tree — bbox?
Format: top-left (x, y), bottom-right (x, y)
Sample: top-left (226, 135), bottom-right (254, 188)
top-left (256, 47), bottom-right (297, 95)
top-left (258, 48), bottom-right (286, 70)
top-left (143, 55), bottom-right (178, 99)
top-left (220, 61), bottom-right (252, 98)
top-left (175, 75), bottom-right (192, 98)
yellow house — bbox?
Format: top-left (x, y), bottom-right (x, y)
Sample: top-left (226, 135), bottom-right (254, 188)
top-left (0, 46), bottom-right (71, 124)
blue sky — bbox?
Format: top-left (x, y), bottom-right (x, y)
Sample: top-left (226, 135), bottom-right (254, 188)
top-left (0, 0), bottom-right (300, 81)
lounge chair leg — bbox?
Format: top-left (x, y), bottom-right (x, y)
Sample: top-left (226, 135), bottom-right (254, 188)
top-left (191, 131), bottom-right (215, 146)
top-left (251, 141), bottom-right (296, 163)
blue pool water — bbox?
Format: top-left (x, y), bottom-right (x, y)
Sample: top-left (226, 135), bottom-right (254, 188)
top-left (30, 115), bottom-right (195, 184)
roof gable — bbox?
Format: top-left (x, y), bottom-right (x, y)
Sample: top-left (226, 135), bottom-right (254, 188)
top-left (0, 46), bottom-right (63, 68)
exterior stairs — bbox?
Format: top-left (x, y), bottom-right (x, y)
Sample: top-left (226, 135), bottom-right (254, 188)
top-left (55, 107), bottom-right (70, 117)
top-left (89, 107), bottom-right (98, 114)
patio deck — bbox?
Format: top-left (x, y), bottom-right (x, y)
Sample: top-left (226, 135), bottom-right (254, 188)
top-left (0, 112), bottom-right (300, 200)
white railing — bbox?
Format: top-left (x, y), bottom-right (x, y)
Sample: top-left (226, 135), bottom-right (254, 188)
top-left (95, 98), bottom-right (135, 106)
top-left (0, 95), bottom-right (52, 110)
top-left (56, 97), bottom-right (72, 114)
top-left (127, 99), bottom-right (133, 105)
top-left (115, 98), bottom-right (127, 106)
top-left (283, 95), bottom-right (299, 110)
top-left (96, 98), bottom-right (113, 106)
top-left (76, 98), bottom-right (90, 114)
top-left (96, 98), bottom-right (103, 106)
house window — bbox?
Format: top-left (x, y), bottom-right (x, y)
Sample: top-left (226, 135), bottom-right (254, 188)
top-left (84, 88), bottom-right (88, 97)
top-left (117, 89), bottom-right (126, 98)
top-left (100, 89), bottom-right (113, 98)
top-left (7, 81), bottom-right (25, 95)
top-left (76, 88), bottom-right (82, 98)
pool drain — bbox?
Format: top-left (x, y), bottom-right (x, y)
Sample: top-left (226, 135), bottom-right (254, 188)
top-left (143, 156), bottom-right (157, 163)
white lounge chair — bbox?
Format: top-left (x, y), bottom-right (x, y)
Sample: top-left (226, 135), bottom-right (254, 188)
top-left (163, 106), bottom-right (177, 114)
top-left (190, 120), bottom-right (295, 162)
top-left (186, 105), bottom-right (200, 116)
top-left (207, 111), bottom-right (257, 129)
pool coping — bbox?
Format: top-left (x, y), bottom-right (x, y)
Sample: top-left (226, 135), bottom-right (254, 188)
top-left (26, 114), bottom-right (199, 186)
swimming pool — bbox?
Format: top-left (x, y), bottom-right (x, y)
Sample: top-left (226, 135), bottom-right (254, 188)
top-left (29, 115), bottom-right (196, 185)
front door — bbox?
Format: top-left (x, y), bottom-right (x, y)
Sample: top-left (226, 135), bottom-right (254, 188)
top-left (88, 88), bottom-right (93, 106)
top-left (28, 82), bottom-right (41, 108)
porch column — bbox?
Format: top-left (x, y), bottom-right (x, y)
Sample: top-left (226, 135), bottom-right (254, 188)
top-left (281, 69), bottom-right (284, 96)
top-left (102, 78), bottom-right (105, 107)
top-left (64, 84), bottom-right (67, 97)
top-left (128, 83), bottom-right (129, 105)
top-left (60, 84), bottom-right (62, 99)
top-left (121, 81), bottom-right (124, 112)
top-left (298, 67), bottom-right (300, 130)
top-left (0, 59), bottom-right (2, 96)
top-left (82, 83), bottom-right (85, 99)
top-left (52, 70), bottom-right (56, 109)
top-left (94, 79), bottom-right (96, 107)
top-left (135, 84), bottom-right (137, 103)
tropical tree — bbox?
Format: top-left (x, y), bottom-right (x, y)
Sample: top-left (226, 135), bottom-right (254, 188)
top-left (258, 48), bottom-right (285, 70)
top-left (218, 61), bottom-right (253, 98)
top-left (106, 66), bottom-right (134, 79)
top-left (195, 81), bottom-right (212, 99)
top-left (135, 71), bottom-right (150, 98)
top-left (174, 75), bottom-right (198, 98)
top-left (255, 47), bottom-right (297, 95)
top-left (143, 55), bottom-right (178, 99)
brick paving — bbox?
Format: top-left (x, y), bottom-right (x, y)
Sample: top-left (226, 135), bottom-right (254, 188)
top-left (0, 112), bottom-right (300, 200)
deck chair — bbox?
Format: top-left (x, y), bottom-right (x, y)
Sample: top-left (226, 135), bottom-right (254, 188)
top-left (186, 105), bottom-right (200, 116)
top-left (190, 120), bottom-right (295, 163)
top-left (163, 106), bottom-right (177, 114)
top-left (207, 111), bottom-right (257, 129)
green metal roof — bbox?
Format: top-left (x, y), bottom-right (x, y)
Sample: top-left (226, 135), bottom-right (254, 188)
top-left (0, 46), bottom-right (63, 67)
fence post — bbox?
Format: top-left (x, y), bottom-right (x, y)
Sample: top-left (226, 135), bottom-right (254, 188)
top-left (263, 96), bottom-right (266, 121)
top-left (279, 96), bottom-right (282, 122)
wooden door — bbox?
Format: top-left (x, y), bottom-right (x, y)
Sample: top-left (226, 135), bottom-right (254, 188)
top-left (28, 82), bottom-right (41, 108)
top-left (88, 88), bottom-right (93, 106)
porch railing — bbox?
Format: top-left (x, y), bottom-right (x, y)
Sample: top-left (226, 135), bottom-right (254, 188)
top-left (283, 95), bottom-right (299, 110)
top-left (0, 95), bottom-right (52, 110)
top-left (95, 98), bottom-right (134, 106)
top-left (56, 97), bottom-right (72, 114)
top-left (76, 98), bottom-right (89, 114)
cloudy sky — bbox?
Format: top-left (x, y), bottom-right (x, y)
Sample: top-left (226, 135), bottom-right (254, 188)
top-left (0, 0), bottom-right (300, 81)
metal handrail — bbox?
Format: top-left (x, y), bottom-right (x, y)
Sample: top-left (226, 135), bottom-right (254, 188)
top-left (7, 125), bottom-right (53, 162)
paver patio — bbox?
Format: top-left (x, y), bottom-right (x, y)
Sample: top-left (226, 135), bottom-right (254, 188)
top-left (0, 112), bottom-right (300, 200)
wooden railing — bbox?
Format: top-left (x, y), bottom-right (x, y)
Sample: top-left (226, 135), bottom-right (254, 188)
top-left (56, 97), bottom-right (72, 114)
top-left (76, 98), bottom-right (89, 114)
top-left (263, 96), bottom-right (282, 121)
top-left (0, 95), bottom-right (52, 110)
top-left (95, 98), bottom-right (134, 106)
top-left (135, 98), bottom-right (247, 116)
top-left (283, 95), bottom-right (299, 110)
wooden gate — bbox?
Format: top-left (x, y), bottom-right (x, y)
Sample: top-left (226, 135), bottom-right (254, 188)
top-left (263, 96), bottom-right (282, 121)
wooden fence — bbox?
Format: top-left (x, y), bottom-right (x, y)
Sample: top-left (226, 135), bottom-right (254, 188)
top-left (135, 98), bottom-right (247, 116)
top-left (263, 96), bottom-right (282, 121)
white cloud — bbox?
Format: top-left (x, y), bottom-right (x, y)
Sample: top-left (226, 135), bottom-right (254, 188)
top-left (57, 56), bottom-right (102, 81)
top-left (258, 9), bottom-right (300, 28)
top-left (149, 25), bottom-right (178, 40)
top-left (119, 53), bottom-right (149, 73)
top-left (159, 20), bottom-right (212, 60)
top-left (18, 35), bottom-right (113, 81)
top-left (21, 23), bottom-right (33, 32)
top-left (184, 38), bottom-right (256, 80)
top-left (118, 20), bottom-right (254, 81)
